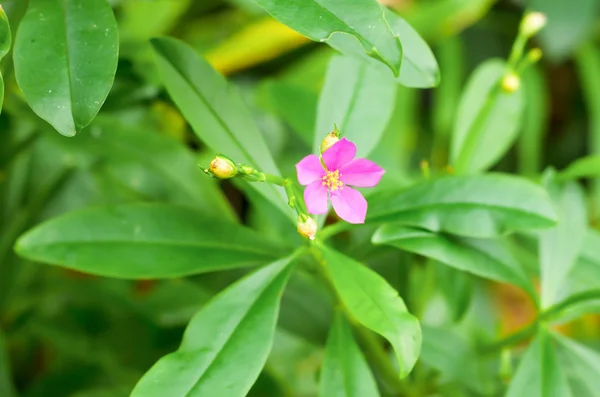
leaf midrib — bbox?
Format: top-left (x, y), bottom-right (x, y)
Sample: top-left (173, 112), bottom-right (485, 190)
top-left (59, 0), bottom-right (76, 131)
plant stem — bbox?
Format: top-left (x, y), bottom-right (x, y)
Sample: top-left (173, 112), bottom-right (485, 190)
top-left (541, 289), bottom-right (600, 320)
top-left (262, 173), bottom-right (288, 186)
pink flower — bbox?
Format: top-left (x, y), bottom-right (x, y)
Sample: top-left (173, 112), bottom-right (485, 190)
top-left (295, 138), bottom-right (385, 224)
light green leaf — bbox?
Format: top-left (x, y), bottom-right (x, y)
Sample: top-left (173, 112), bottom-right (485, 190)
top-left (13, 0), bottom-right (118, 136)
top-left (539, 173), bottom-right (587, 309)
top-left (327, 7), bottom-right (439, 88)
top-left (0, 331), bottom-right (16, 397)
top-left (322, 246), bottom-right (421, 378)
top-left (0, 6), bottom-right (11, 115)
top-left (15, 203), bottom-right (286, 279)
top-left (559, 156), bottom-right (600, 181)
top-left (368, 173), bottom-right (557, 237)
top-left (555, 334), bottom-right (600, 397)
top-left (131, 256), bottom-right (294, 397)
top-left (249, 0), bottom-right (403, 76)
top-left (314, 54), bottom-right (396, 157)
top-left (451, 59), bottom-right (525, 173)
top-left (506, 330), bottom-right (572, 397)
top-left (150, 37), bottom-right (291, 220)
top-left (372, 226), bottom-right (533, 294)
top-left (319, 312), bottom-right (380, 397)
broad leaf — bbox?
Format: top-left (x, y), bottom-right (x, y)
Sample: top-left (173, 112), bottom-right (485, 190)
top-left (322, 246), bottom-right (421, 378)
top-left (13, 0), bottom-right (118, 136)
top-left (559, 155), bottom-right (600, 181)
top-left (150, 37), bottom-right (291, 220)
top-left (555, 334), bottom-right (600, 397)
top-left (314, 54), bottom-right (396, 157)
top-left (249, 0), bottom-right (403, 76)
top-left (319, 312), bottom-right (380, 397)
top-left (539, 173), bottom-right (587, 309)
top-left (15, 203), bottom-right (286, 279)
top-left (373, 226), bottom-right (533, 294)
top-left (131, 256), bottom-right (294, 397)
top-left (0, 6), bottom-right (10, 115)
top-left (451, 59), bottom-right (525, 173)
top-left (506, 330), bottom-right (572, 397)
top-left (368, 173), bottom-right (557, 237)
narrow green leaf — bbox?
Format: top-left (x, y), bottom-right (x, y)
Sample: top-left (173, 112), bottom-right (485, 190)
top-left (555, 334), bottom-right (600, 397)
top-left (0, 332), bottom-right (16, 397)
top-left (327, 7), bottom-right (439, 88)
top-left (451, 59), bottom-right (525, 173)
top-left (372, 226), bottom-right (533, 293)
top-left (559, 155), bottom-right (600, 181)
top-left (321, 246), bottom-right (421, 378)
top-left (506, 330), bottom-right (572, 397)
top-left (15, 203), bottom-right (286, 279)
top-left (13, 0), bottom-right (118, 136)
top-left (150, 37), bottom-right (291, 220)
top-left (250, 0), bottom-right (403, 76)
top-left (314, 54), bottom-right (396, 157)
top-left (131, 256), bottom-right (294, 397)
top-left (319, 312), bottom-right (380, 397)
top-left (368, 173), bottom-right (557, 237)
top-left (539, 173), bottom-right (587, 309)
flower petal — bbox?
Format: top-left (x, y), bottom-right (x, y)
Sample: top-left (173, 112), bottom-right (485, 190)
top-left (322, 137), bottom-right (356, 171)
top-left (330, 186), bottom-right (367, 224)
top-left (304, 180), bottom-right (329, 214)
top-left (339, 158), bottom-right (385, 187)
top-left (296, 154), bottom-right (326, 185)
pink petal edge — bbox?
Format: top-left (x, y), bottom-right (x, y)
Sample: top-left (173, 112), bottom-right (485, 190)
top-left (339, 158), bottom-right (385, 188)
top-left (296, 154), bottom-right (326, 185)
top-left (330, 186), bottom-right (367, 224)
top-left (322, 137), bottom-right (356, 171)
top-left (304, 180), bottom-right (329, 214)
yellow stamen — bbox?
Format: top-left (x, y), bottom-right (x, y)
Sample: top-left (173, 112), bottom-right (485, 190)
top-left (321, 170), bottom-right (343, 192)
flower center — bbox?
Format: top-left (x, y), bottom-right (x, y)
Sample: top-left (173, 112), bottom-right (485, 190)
top-left (321, 170), bottom-right (344, 192)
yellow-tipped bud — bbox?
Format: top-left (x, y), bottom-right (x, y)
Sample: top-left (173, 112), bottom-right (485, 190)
top-left (320, 127), bottom-right (341, 154)
top-left (297, 215), bottom-right (317, 240)
top-left (527, 48), bottom-right (543, 63)
top-left (501, 73), bottom-right (521, 93)
top-left (205, 154), bottom-right (237, 179)
top-left (521, 12), bottom-right (546, 37)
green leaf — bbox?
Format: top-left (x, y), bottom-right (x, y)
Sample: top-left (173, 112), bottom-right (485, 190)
top-left (559, 155), bottom-right (600, 181)
top-left (314, 54), bottom-right (396, 157)
top-left (321, 246), bottom-right (421, 378)
top-left (0, 332), bottom-right (16, 397)
top-left (327, 7), bottom-right (439, 88)
top-left (15, 203), bottom-right (286, 279)
top-left (0, 6), bottom-right (11, 115)
top-left (451, 59), bottom-right (525, 173)
top-left (319, 312), bottom-right (380, 397)
top-left (249, 0), bottom-right (403, 76)
top-left (539, 173), bottom-right (587, 309)
top-left (530, 0), bottom-right (598, 61)
top-left (555, 334), bottom-right (600, 397)
top-left (434, 262), bottom-right (473, 322)
top-left (131, 256), bottom-right (294, 397)
top-left (372, 226), bottom-right (533, 293)
top-left (506, 329), bottom-right (572, 397)
top-left (368, 173), bottom-right (557, 237)
top-left (150, 37), bottom-right (291, 220)
top-left (13, 0), bottom-right (118, 136)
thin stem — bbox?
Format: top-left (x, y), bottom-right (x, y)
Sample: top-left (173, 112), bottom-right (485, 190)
top-left (262, 173), bottom-right (288, 186)
top-left (480, 322), bottom-right (538, 355)
top-left (542, 289), bottom-right (600, 320)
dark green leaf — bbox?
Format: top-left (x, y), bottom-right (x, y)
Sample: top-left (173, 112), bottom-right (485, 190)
top-left (372, 226), bottom-right (533, 293)
top-left (150, 37), bottom-right (291, 220)
top-left (0, 331), bottom-right (16, 397)
top-left (314, 54), bottom-right (396, 157)
top-left (319, 312), bottom-right (380, 397)
top-left (321, 246), bottom-right (421, 378)
top-left (451, 59), bottom-right (525, 173)
top-left (131, 256), bottom-right (294, 397)
top-left (368, 174), bottom-right (557, 237)
top-left (13, 0), bottom-right (118, 136)
top-left (15, 203), bottom-right (286, 279)
top-left (559, 156), bottom-right (600, 181)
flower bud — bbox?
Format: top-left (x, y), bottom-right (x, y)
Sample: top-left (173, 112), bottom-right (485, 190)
top-left (501, 72), bottom-right (520, 93)
top-left (320, 127), bottom-right (341, 154)
top-left (521, 12), bottom-right (546, 37)
top-left (297, 215), bottom-right (317, 240)
top-left (527, 48), bottom-right (543, 64)
top-left (205, 154), bottom-right (237, 179)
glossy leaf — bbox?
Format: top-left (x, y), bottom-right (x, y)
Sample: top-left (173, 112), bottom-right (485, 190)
top-left (314, 54), bottom-right (396, 157)
top-left (451, 59), bottom-right (525, 173)
top-left (555, 334), bottom-right (600, 396)
top-left (322, 246), bottom-right (421, 378)
top-left (13, 0), bottom-right (118, 136)
top-left (150, 37), bottom-right (291, 220)
top-left (131, 256), bottom-right (294, 397)
top-left (0, 6), bottom-right (10, 115)
top-left (368, 173), bottom-right (557, 237)
top-left (319, 312), bottom-right (380, 397)
top-left (249, 0), bottom-right (403, 76)
top-left (506, 330), bottom-right (572, 397)
top-left (559, 155), bottom-right (600, 181)
top-left (372, 225), bottom-right (533, 293)
top-left (15, 203), bottom-right (286, 279)
top-left (539, 173), bottom-right (587, 309)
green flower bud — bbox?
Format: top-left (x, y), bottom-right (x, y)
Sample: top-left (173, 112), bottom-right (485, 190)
top-left (527, 48), bottom-right (543, 64)
top-left (320, 126), bottom-right (341, 154)
top-left (501, 72), bottom-right (520, 93)
top-left (520, 12), bottom-right (546, 37)
top-left (297, 215), bottom-right (317, 240)
top-left (205, 154), bottom-right (237, 179)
